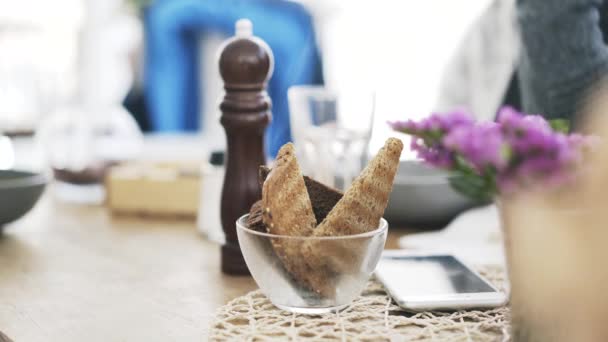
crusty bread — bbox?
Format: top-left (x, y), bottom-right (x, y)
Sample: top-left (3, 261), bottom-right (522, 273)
top-left (303, 175), bottom-right (343, 223)
top-left (258, 166), bottom-right (271, 188)
top-left (253, 139), bottom-right (403, 297)
top-left (304, 138), bottom-right (403, 274)
top-left (259, 166), bottom-right (343, 224)
top-left (261, 143), bottom-right (317, 236)
top-left (246, 200), bottom-right (266, 232)
top-left (247, 202), bottom-right (335, 296)
top-left (269, 238), bottom-right (336, 297)
top-left (259, 144), bottom-right (335, 295)
top-left (314, 138), bottom-right (404, 237)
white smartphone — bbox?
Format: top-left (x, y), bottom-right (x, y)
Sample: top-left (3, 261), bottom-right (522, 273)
top-left (375, 252), bottom-right (508, 311)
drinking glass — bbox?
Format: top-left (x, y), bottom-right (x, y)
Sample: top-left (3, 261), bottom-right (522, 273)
top-left (287, 86), bottom-right (375, 190)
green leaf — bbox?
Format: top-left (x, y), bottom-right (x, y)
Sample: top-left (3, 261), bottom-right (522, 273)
top-left (500, 144), bottom-right (512, 163)
top-left (448, 173), bottom-right (495, 202)
top-left (549, 119), bottom-right (570, 133)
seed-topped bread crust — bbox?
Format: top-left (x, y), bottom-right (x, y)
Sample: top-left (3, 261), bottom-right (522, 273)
top-left (314, 138), bottom-right (404, 237)
top-left (249, 138), bottom-right (404, 296)
top-left (259, 165), bottom-right (343, 224)
top-left (261, 143), bottom-right (317, 237)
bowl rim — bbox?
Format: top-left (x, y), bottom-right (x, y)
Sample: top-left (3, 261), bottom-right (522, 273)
top-left (0, 170), bottom-right (47, 190)
top-left (394, 160), bottom-right (451, 185)
top-left (394, 174), bottom-right (450, 185)
top-left (236, 214), bottom-right (388, 240)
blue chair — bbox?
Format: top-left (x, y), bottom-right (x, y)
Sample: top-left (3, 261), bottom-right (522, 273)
top-left (144, 0), bottom-right (324, 156)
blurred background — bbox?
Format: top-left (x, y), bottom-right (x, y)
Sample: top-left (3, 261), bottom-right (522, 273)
top-left (0, 0), bottom-right (494, 162)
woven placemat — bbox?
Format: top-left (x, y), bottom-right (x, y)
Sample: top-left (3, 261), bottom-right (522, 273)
top-left (210, 266), bottom-right (510, 341)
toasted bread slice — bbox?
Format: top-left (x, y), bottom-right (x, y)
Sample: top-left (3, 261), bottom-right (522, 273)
top-left (314, 138), bottom-right (403, 236)
top-left (303, 175), bottom-right (343, 224)
top-left (261, 143), bottom-right (317, 236)
top-left (259, 166), bottom-right (343, 224)
top-left (271, 238), bottom-right (337, 297)
top-left (260, 144), bottom-right (334, 295)
top-left (246, 200), bottom-right (266, 232)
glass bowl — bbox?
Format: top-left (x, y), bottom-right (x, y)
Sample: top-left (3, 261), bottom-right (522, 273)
top-left (236, 214), bottom-right (388, 314)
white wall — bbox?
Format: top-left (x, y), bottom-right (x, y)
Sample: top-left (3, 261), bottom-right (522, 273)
top-left (303, 0), bottom-right (493, 158)
top-left (199, 33), bottom-right (227, 153)
top-left (199, 1), bottom-right (495, 158)
top-left (0, 0), bottom-right (83, 131)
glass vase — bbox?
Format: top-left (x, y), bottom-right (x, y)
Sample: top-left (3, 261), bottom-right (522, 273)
top-left (498, 198), bottom-right (608, 342)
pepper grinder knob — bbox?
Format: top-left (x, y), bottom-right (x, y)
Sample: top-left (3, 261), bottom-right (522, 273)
top-left (218, 19), bottom-right (273, 275)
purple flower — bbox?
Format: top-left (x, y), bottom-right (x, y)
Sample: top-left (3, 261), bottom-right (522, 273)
top-left (388, 110), bottom-right (475, 136)
top-left (498, 106), bottom-right (552, 136)
top-left (443, 122), bottom-right (507, 172)
top-left (389, 106), bottom-right (595, 197)
top-left (494, 108), bottom-right (588, 192)
top-left (387, 120), bottom-right (419, 133)
top-left (410, 138), bottom-right (454, 169)
top-left (417, 110), bottom-right (475, 132)
top-left (568, 133), bottom-right (600, 150)
top-left (389, 110), bottom-right (477, 170)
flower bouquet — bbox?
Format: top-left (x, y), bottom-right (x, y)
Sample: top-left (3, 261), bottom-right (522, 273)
top-left (391, 107), bottom-right (600, 340)
top-left (389, 107), bottom-right (594, 202)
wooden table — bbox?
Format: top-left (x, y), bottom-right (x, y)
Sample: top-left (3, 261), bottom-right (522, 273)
top-left (0, 189), bottom-right (413, 341)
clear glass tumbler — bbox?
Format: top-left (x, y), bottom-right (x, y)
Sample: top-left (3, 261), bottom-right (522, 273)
top-left (287, 86), bottom-right (375, 190)
top-left (237, 214), bottom-right (388, 314)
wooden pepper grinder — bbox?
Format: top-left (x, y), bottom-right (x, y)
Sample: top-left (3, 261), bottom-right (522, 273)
top-left (219, 19), bottom-right (273, 275)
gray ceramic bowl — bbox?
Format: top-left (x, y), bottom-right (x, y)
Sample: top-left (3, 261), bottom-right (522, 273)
top-left (385, 161), bottom-right (484, 227)
top-left (0, 170), bottom-right (46, 226)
